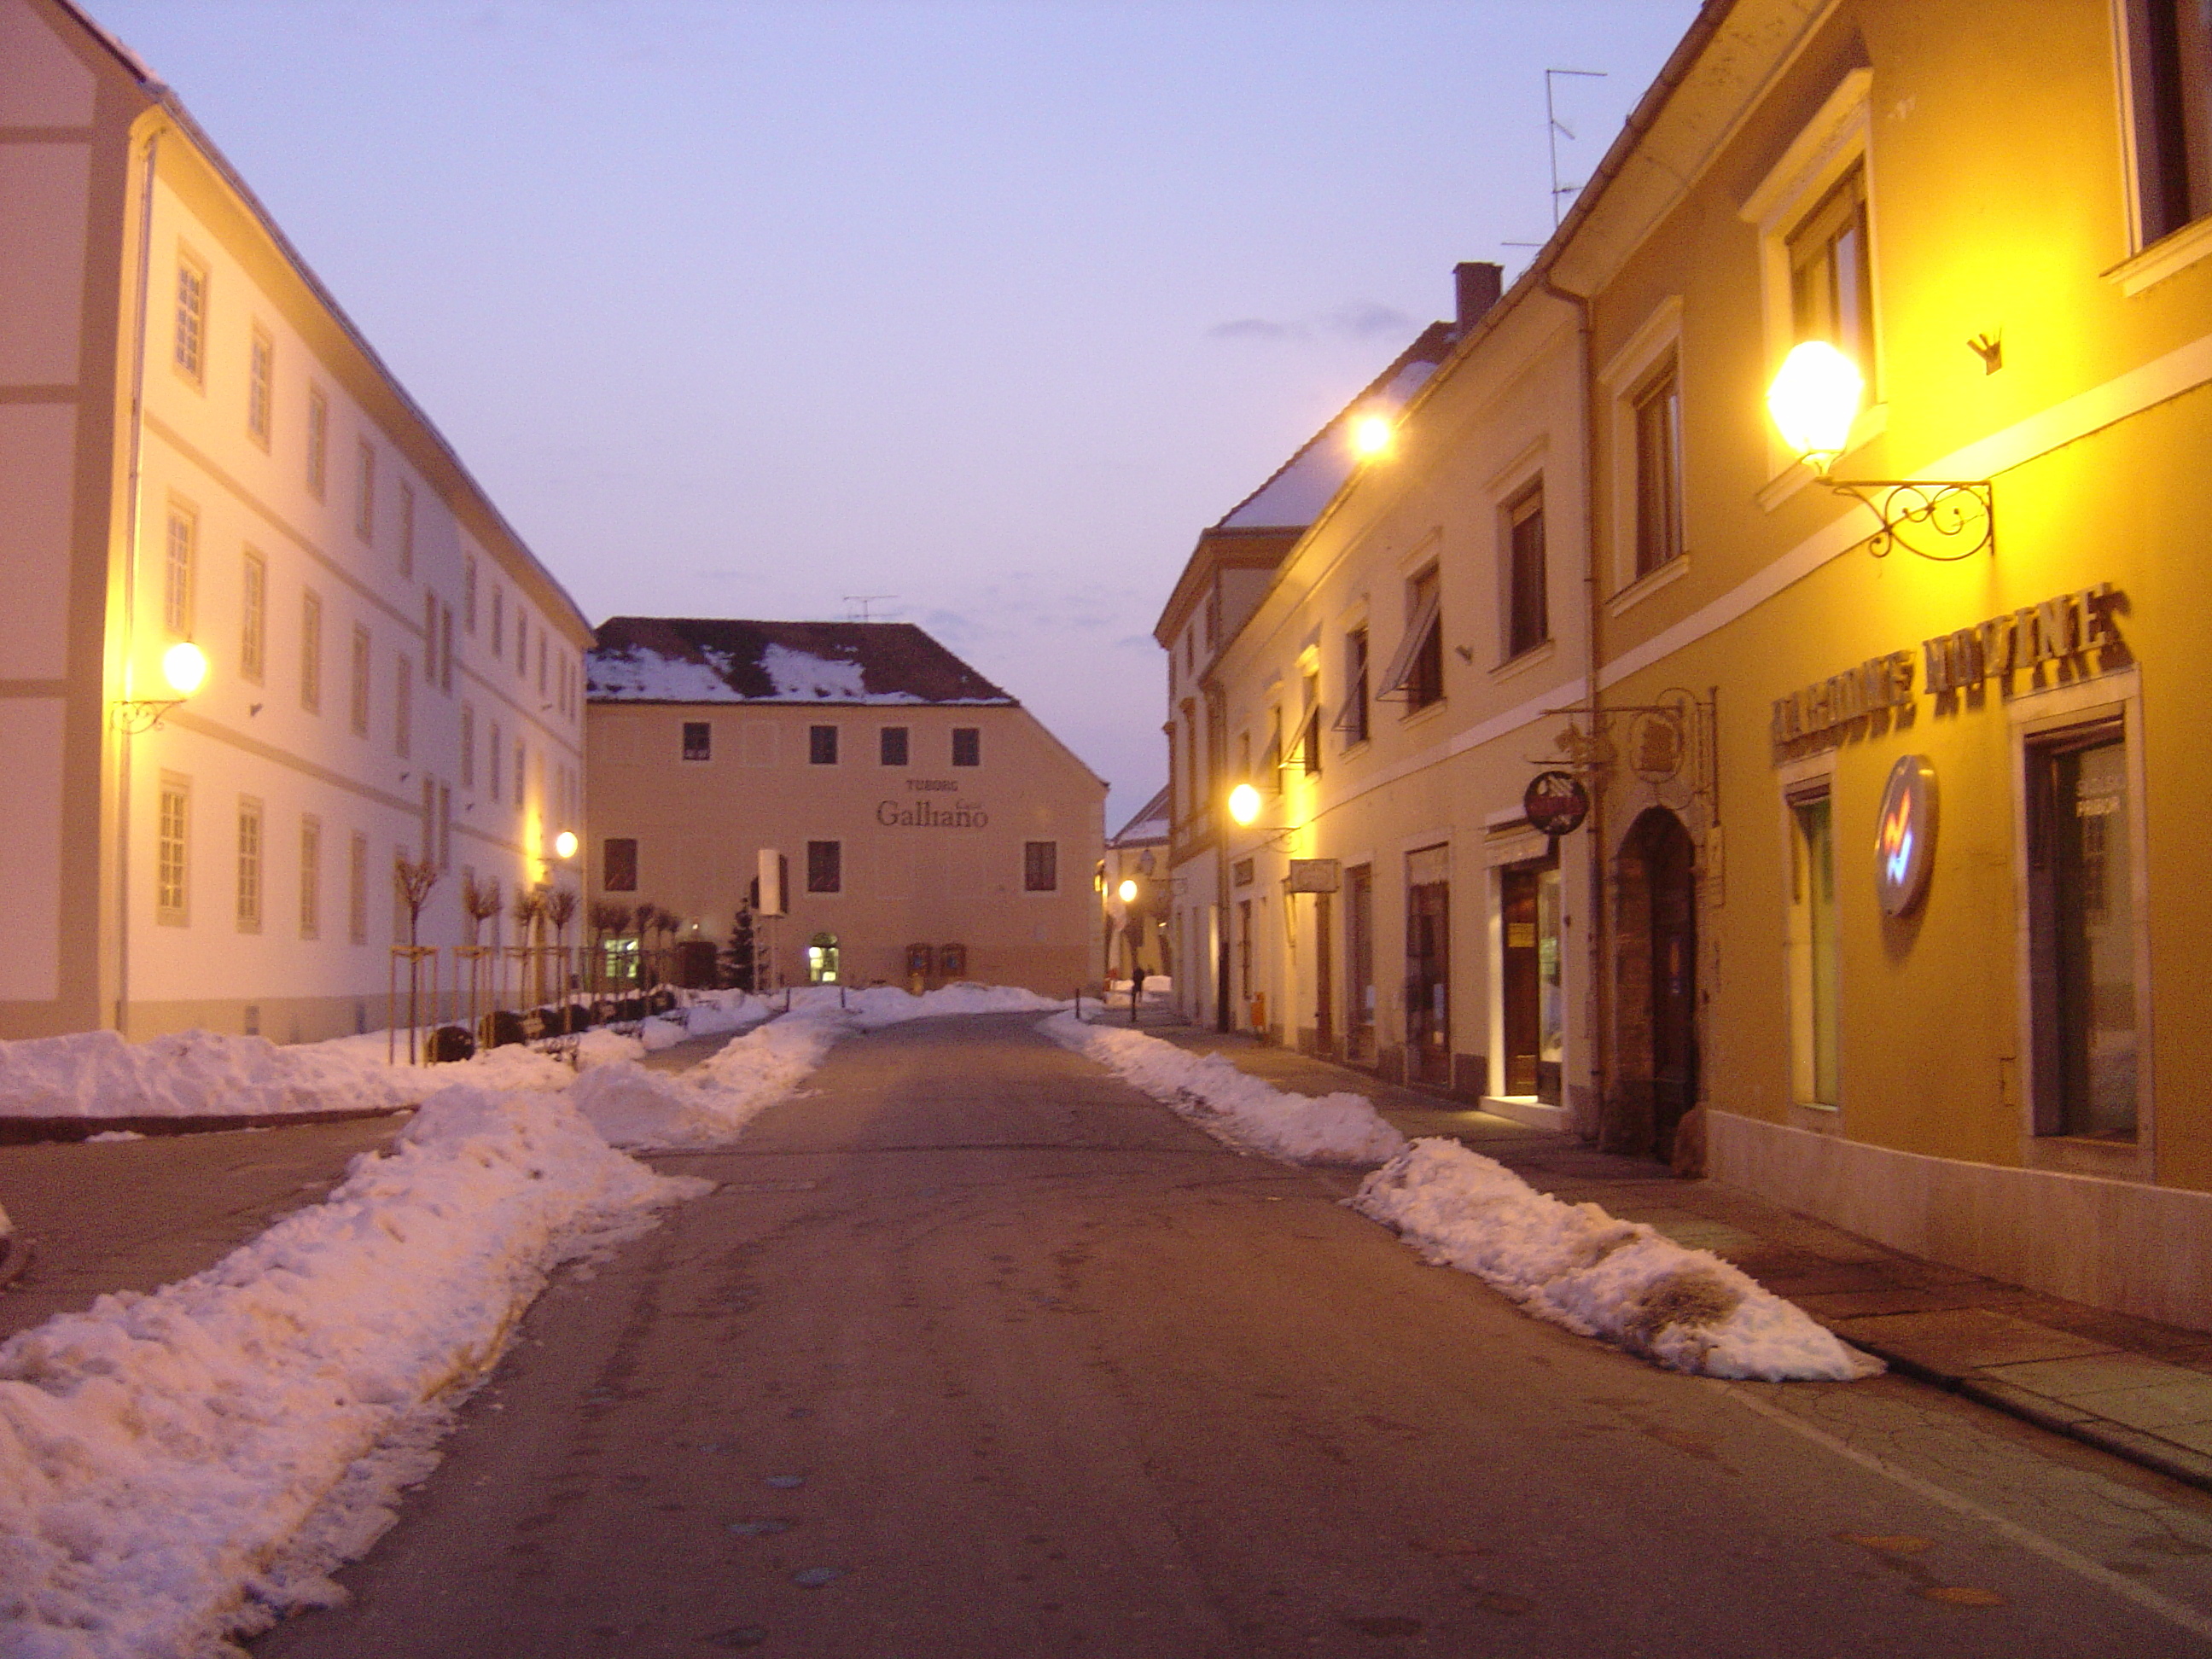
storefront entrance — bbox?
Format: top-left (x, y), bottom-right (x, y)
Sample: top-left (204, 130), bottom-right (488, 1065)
top-left (1500, 855), bottom-right (1563, 1103)
top-left (1406, 845), bottom-right (1451, 1087)
top-left (1609, 808), bottom-right (1697, 1159)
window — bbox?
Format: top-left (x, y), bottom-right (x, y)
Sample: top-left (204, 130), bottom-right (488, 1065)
top-left (1377, 565), bottom-right (1444, 708)
top-left (1024, 841), bottom-right (1058, 892)
top-left (2028, 721), bottom-right (2139, 1141)
top-left (489, 720), bottom-right (504, 799)
top-left (491, 585), bottom-right (504, 656)
top-left (1787, 165), bottom-right (1872, 375)
top-left (423, 592), bottom-right (439, 687)
top-left (806, 839), bottom-right (842, 894)
top-left (880, 725), bottom-right (909, 766)
top-left (1337, 628), bottom-right (1370, 745)
top-left (2127, 0), bottom-right (2212, 243)
top-left (399, 480), bottom-right (416, 577)
top-left (350, 625), bottom-right (371, 736)
top-left (236, 797), bottom-right (263, 933)
top-left (306, 385), bottom-right (329, 498)
top-left (300, 591), bottom-right (323, 713)
top-left (1290, 674), bottom-right (1322, 777)
top-left (683, 720), bottom-right (713, 762)
top-left (515, 739), bottom-right (526, 805)
top-left (354, 441), bottom-right (376, 542)
top-left (461, 702), bottom-right (475, 788)
top-left (1633, 361), bottom-right (1684, 579)
top-left (163, 504), bottom-right (195, 637)
top-left (1787, 785), bottom-right (1840, 1108)
top-left (395, 655), bottom-right (411, 758)
top-left (420, 777), bottom-right (435, 862)
top-left (463, 556), bottom-right (478, 632)
top-left (247, 324), bottom-right (273, 446)
top-left (810, 724), bottom-right (840, 765)
top-left (348, 831), bottom-right (368, 944)
top-left (156, 776), bottom-right (189, 924)
top-left (603, 837), bottom-right (638, 892)
top-left (440, 605), bottom-right (454, 696)
top-left (516, 613), bottom-right (529, 674)
top-left (240, 549), bottom-right (266, 683)
top-left (173, 254), bottom-right (206, 385)
top-left (1505, 481), bottom-right (1548, 659)
top-left (300, 816), bottom-right (322, 940)
top-left (536, 628), bottom-right (547, 697)
top-left (438, 781), bottom-right (451, 870)
top-left (952, 726), bottom-right (981, 767)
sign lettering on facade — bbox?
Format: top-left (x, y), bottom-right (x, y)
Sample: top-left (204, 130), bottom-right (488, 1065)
top-left (876, 799), bottom-right (990, 828)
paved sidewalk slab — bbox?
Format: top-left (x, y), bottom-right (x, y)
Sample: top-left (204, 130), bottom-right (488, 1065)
top-left (1143, 1021), bottom-right (2212, 1494)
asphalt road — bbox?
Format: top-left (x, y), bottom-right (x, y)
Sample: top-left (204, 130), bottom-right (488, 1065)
top-left (257, 1014), bottom-right (2212, 1657)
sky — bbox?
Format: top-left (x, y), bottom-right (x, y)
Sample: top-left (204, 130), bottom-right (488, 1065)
top-left (93, 0), bottom-right (1700, 824)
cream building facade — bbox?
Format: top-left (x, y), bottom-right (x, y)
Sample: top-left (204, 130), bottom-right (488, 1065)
top-left (585, 619), bottom-right (1104, 997)
top-left (0, 0), bottom-right (591, 1042)
top-left (1175, 0), bottom-right (2212, 1331)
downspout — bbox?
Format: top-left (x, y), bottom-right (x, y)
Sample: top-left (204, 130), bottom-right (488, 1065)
top-left (1540, 271), bottom-right (1609, 1142)
top-left (114, 125), bottom-right (160, 1035)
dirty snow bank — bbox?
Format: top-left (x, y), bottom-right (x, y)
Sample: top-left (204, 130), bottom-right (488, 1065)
top-left (0, 1084), bottom-right (708, 1657)
top-left (1352, 1138), bottom-right (1880, 1382)
top-left (783, 981), bottom-right (1068, 1028)
top-left (1040, 1014), bottom-right (1406, 1166)
top-left (568, 1010), bottom-right (853, 1152)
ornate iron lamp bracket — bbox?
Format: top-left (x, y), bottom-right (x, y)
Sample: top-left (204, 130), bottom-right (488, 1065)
top-left (1824, 476), bottom-right (1994, 561)
top-left (111, 698), bottom-right (183, 733)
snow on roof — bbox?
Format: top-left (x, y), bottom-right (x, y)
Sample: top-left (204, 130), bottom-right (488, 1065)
top-left (1216, 325), bottom-right (1453, 533)
top-left (1110, 785), bottom-right (1172, 847)
top-left (588, 618), bottom-right (1016, 706)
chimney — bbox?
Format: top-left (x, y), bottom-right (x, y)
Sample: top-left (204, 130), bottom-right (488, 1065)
top-left (1453, 261), bottom-right (1503, 335)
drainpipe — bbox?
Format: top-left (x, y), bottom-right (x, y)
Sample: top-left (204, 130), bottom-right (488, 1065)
top-left (114, 126), bottom-right (161, 1036)
top-left (1540, 269), bottom-right (1608, 1143)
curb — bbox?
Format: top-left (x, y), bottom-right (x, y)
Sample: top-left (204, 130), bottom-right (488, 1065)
top-left (1842, 1336), bottom-right (2212, 1496)
top-left (0, 1106), bottom-right (410, 1146)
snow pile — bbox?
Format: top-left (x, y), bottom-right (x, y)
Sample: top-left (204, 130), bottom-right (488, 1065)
top-left (0, 1083), bottom-right (708, 1656)
top-left (0, 1029), bottom-right (423, 1121)
top-left (568, 1009), bottom-right (850, 1151)
top-left (1041, 1015), bottom-right (1406, 1166)
top-left (1351, 1138), bottom-right (1881, 1382)
top-left (572, 1028), bottom-right (647, 1071)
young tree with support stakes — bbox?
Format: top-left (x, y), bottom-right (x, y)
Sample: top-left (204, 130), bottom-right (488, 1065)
top-left (509, 884), bottom-right (547, 1009)
top-left (390, 855), bottom-right (441, 1064)
top-left (544, 886), bottom-right (579, 1006)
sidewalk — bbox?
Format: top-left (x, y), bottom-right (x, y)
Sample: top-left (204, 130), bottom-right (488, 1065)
top-left (1147, 1021), bottom-right (2212, 1494)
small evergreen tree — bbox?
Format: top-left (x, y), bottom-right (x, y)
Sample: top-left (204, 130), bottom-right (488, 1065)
top-left (719, 902), bottom-right (756, 991)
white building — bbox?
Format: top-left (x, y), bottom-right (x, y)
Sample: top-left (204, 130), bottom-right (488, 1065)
top-left (0, 0), bottom-right (591, 1041)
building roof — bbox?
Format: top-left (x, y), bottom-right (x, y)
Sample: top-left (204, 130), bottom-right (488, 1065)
top-left (587, 618), bottom-right (1018, 707)
top-left (1109, 786), bottom-right (1171, 847)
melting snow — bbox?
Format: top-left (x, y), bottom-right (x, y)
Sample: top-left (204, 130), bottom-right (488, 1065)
top-left (760, 643), bottom-right (868, 701)
top-left (583, 644), bottom-right (738, 702)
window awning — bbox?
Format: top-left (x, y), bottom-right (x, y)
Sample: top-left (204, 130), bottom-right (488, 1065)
top-left (1374, 586), bottom-right (1441, 701)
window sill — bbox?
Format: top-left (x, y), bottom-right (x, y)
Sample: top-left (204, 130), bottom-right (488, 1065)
top-left (2105, 214), bottom-right (2212, 296)
top-left (1397, 697), bottom-right (1449, 730)
top-left (1490, 639), bottom-right (1557, 684)
top-left (1605, 555), bottom-right (1691, 617)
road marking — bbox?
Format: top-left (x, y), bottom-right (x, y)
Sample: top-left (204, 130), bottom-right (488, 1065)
top-left (1711, 1381), bottom-right (2212, 1642)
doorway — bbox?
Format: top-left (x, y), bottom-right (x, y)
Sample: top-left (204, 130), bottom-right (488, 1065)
top-left (1406, 845), bottom-right (1451, 1087)
top-left (1345, 864), bottom-right (1375, 1063)
top-left (1500, 855), bottom-right (1563, 1103)
top-left (1610, 809), bottom-right (1697, 1159)
top-left (1313, 890), bottom-right (1335, 1054)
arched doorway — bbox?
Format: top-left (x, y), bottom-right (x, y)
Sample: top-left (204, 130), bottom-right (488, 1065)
top-left (1609, 807), bottom-right (1698, 1161)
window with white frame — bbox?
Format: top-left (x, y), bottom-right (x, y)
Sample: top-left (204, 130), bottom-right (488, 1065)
top-left (399, 480), bottom-right (416, 576)
top-left (348, 830), bottom-right (368, 944)
top-left (236, 796), bottom-right (264, 933)
top-left (173, 253), bottom-right (207, 387)
top-left (306, 384), bottom-right (329, 499)
top-left (1503, 479), bottom-right (1548, 660)
top-left (1788, 164), bottom-right (1873, 379)
top-left (350, 625), bottom-right (371, 736)
top-left (247, 324), bottom-right (273, 446)
top-left (163, 502), bottom-right (195, 637)
top-left (1632, 360), bottom-right (1684, 579)
top-left (300, 815), bottom-right (322, 940)
top-left (395, 654), bottom-right (412, 758)
top-left (157, 775), bottom-right (190, 925)
top-left (301, 590), bottom-right (323, 713)
top-left (1377, 564), bottom-right (1443, 708)
top-left (2124, 0), bottom-right (2212, 246)
top-left (240, 548), bottom-right (266, 683)
top-left (1786, 780), bottom-right (1841, 1109)
top-left (355, 441), bottom-right (376, 542)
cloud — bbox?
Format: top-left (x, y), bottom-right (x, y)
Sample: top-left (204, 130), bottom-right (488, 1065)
top-left (1324, 300), bottom-right (1417, 339)
top-left (1206, 317), bottom-right (1309, 342)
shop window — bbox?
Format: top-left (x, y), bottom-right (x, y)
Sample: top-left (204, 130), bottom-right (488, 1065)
top-left (2028, 722), bottom-right (2138, 1140)
top-left (806, 932), bottom-right (840, 984)
top-left (2126, 0), bottom-right (2212, 243)
top-left (1633, 359), bottom-right (1683, 579)
top-left (1499, 856), bottom-right (1563, 1103)
top-left (1024, 841), bottom-right (1058, 892)
top-left (1504, 480), bottom-right (1548, 660)
top-left (603, 836), bottom-right (637, 893)
top-left (1377, 565), bottom-right (1443, 708)
top-left (1787, 783), bottom-right (1841, 1108)
top-left (807, 838), bottom-right (842, 894)
top-left (952, 726), bottom-right (981, 767)
top-left (880, 725), bottom-right (909, 766)
top-left (809, 724), bottom-right (839, 765)
top-left (682, 720), bottom-right (712, 762)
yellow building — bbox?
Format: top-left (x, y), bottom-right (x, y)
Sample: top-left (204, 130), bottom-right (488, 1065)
top-left (585, 618), bottom-right (1104, 996)
top-left (1178, 0), bottom-right (2212, 1330)
top-left (0, 0), bottom-right (591, 1042)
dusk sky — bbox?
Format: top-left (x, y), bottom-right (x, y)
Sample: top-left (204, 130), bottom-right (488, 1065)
top-left (94, 0), bottom-right (1698, 822)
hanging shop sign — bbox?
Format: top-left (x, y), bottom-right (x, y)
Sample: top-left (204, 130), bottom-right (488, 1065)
top-left (1284, 859), bottom-right (1342, 894)
top-left (1523, 770), bottom-right (1591, 837)
top-left (1771, 584), bottom-right (2123, 749)
top-left (1874, 754), bottom-right (1938, 917)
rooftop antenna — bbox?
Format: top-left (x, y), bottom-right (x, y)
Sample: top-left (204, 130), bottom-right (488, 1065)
top-left (842, 594), bottom-right (898, 622)
top-left (1546, 67), bottom-right (1608, 228)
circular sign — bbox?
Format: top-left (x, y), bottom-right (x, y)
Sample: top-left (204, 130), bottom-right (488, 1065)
top-left (1874, 754), bottom-right (1938, 917)
top-left (1523, 770), bottom-right (1590, 837)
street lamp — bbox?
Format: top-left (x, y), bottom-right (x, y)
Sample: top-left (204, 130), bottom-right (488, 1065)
top-left (1767, 340), bottom-right (1994, 560)
top-left (553, 829), bottom-right (579, 860)
top-left (1351, 413), bottom-right (1394, 458)
top-left (1227, 783), bottom-right (1262, 826)
top-left (115, 640), bottom-right (209, 731)
top-left (1117, 877), bottom-right (1138, 904)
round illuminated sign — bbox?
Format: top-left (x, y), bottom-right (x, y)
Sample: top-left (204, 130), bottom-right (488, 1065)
top-left (1523, 770), bottom-right (1590, 838)
top-left (1874, 754), bottom-right (1938, 917)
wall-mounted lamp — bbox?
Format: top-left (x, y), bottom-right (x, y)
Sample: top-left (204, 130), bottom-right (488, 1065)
top-left (553, 829), bottom-right (579, 860)
top-left (1226, 783), bottom-right (1262, 826)
top-left (114, 640), bottom-right (208, 732)
top-left (1350, 413), bottom-right (1394, 459)
top-left (1116, 877), bottom-right (1139, 904)
top-left (1767, 341), bottom-right (1994, 561)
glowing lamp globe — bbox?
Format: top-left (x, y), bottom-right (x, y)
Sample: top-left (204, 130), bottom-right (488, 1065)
top-left (553, 830), bottom-right (579, 859)
top-left (1227, 783), bottom-right (1262, 826)
top-left (1767, 341), bottom-right (1864, 470)
top-left (1116, 878), bottom-right (1138, 904)
top-left (160, 640), bottom-right (208, 696)
top-left (1351, 414), bottom-right (1394, 457)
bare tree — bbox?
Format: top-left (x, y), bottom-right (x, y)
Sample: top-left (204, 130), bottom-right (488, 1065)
top-left (544, 887), bottom-right (579, 1002)
top-left (391, 855), bottom-right (441, 1062)
top-left (461, 872), bottom-right (503, 945)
